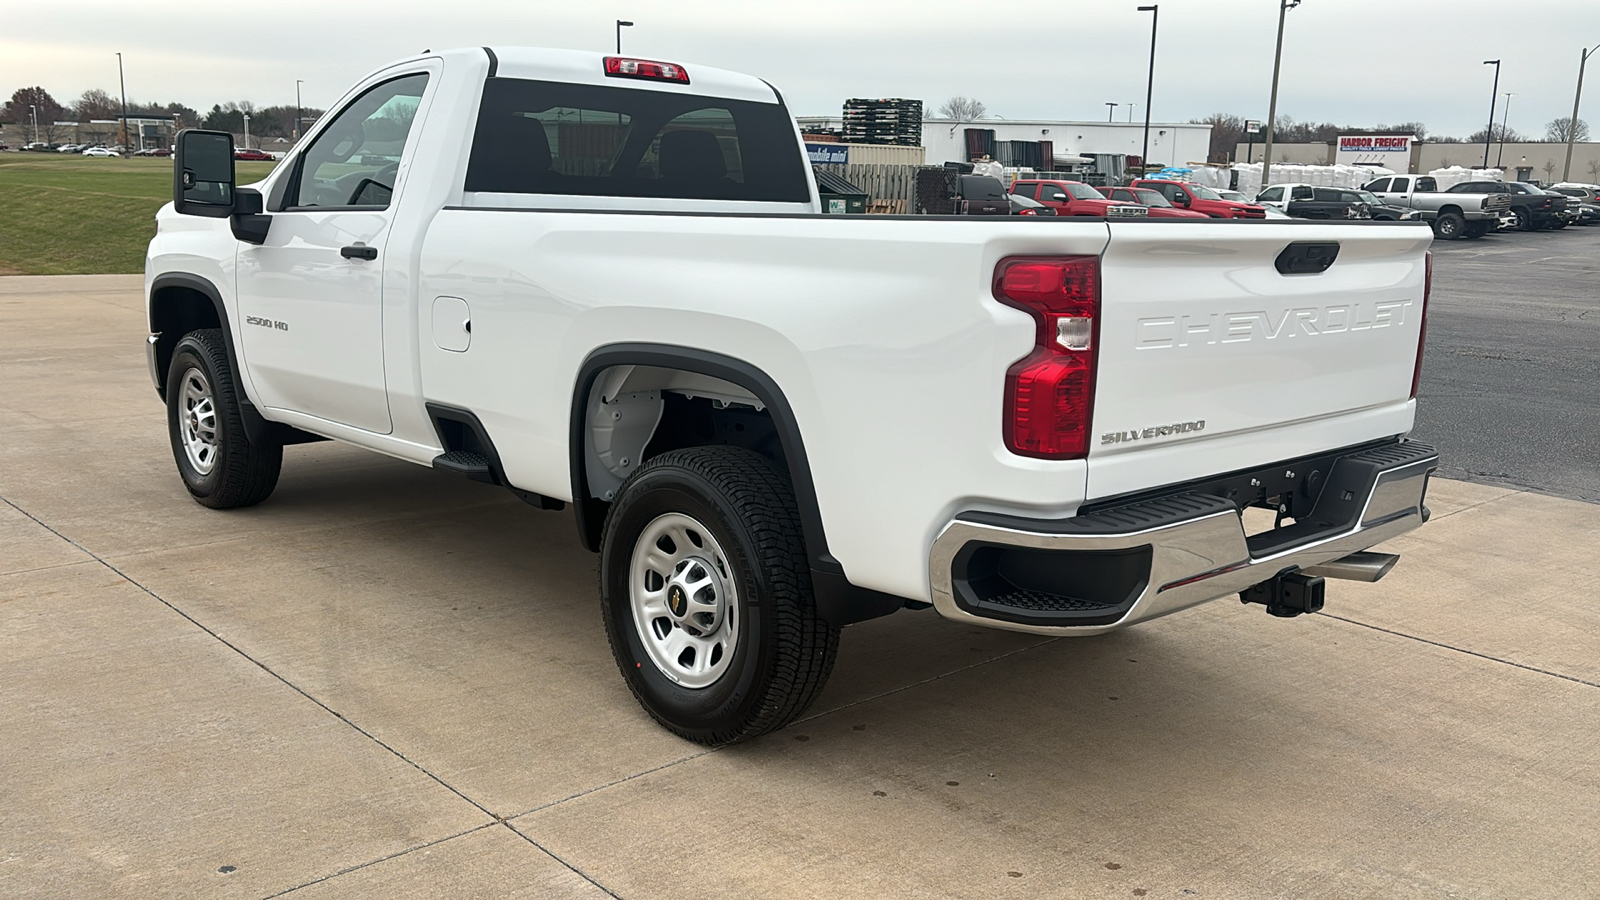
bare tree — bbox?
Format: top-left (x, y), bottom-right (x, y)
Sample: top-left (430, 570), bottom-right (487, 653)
top-left (937, 96), bottom-right (987, 121)
top-left (1467, 124), bottom-right (1523, 144)
top-left (1191, 113), bottom-right (1245, 159)
top-left (74, 88), bottom-right (120, 121)
top-left (1588, 158), bottom-right (1600, 180)
top-left (1542, 158), bottom-right (1557, 180)
top-left (1545, 117), bottom-right (1591, 143)
top-left (4, 86), bottom-right (68, 142)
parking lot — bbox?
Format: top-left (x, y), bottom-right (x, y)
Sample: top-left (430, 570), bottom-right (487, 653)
top-left (3, 266), bottom-right (1598, 898)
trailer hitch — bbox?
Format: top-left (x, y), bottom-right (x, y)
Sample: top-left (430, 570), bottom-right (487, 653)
top-left (1240, 568), bottom-right (1325, 618)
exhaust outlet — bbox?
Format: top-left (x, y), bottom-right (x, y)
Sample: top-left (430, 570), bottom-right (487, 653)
top-left (1302, 551), bottom-right (1400, 583)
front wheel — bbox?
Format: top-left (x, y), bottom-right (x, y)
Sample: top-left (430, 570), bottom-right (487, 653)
top-left (1510, 208), bottom-right (1532, 232)
top-left (166, 329), bottom-right (282, 508)
top-left (600, 446), bottom-right (840, 744)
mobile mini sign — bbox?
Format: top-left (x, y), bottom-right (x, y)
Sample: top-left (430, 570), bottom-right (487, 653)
top-left (1335, 134), bottom-right (1415, 171)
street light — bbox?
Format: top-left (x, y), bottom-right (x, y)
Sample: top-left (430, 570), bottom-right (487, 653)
top-left (30, 103), bottom-right (38, 145)
top-left (1497, 92), bottom-right (1514, 167)
top-left (1563, 43), bottom-right (1599, 182)
top-left (1126, 103), bottom-right (1137, 123)
top-left (243, 113), bottom-right (251, 150)
top-left (1481, 60), bottom-right (1501, 168)
top-left (1105, 102), bottom-right (1119, 122)
top-left (1137, 5), bottom-right (1158, 177)
top-left (295, 79), bottom-right (304, 141)
top-left (616, 20), bottom-right (633, 54)
top-left (116, 51), bottom-right (132, 151)
top-left (1260, 0), bottom-right (1303, 189)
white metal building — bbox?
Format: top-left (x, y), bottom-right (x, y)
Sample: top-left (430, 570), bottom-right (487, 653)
top-left (919, 119), bottom-right (1212, 170)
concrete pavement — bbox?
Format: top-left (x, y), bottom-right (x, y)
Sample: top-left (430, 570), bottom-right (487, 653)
top-left (2, 275), bottom-right (1596, 898)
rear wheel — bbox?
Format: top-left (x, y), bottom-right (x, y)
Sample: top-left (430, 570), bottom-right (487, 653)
top-left (1510, 208), bottom-right (1532, 231)
top-left (1464, 220), bottom-right (1490, 239)
top-left (599, 446), bottom-right (840, 745)
top-left (166, 329), bottom-right (282, 508)
top-left (1433, 211), bottom-right (1466, 240)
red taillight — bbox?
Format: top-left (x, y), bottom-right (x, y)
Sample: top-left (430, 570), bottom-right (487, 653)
top-left (603, 56), bottom-right (690, 83)
top-left (1411, 250), bottom-right (1431, 399)
top-left (994, 256), bottom-right (1100, 459)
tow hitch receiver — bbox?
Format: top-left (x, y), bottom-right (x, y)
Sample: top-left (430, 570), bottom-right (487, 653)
top-left (1240, 569), bottom-right (1325, 618)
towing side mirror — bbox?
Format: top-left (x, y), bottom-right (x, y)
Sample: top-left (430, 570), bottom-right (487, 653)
top-left (173, 129), bottom-right (236, 218)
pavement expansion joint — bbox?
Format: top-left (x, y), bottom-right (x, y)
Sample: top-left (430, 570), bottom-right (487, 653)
top-left (262, 822), bottom-right (499, 899)
top-left (1318, 612), bottom-right (1600, 690)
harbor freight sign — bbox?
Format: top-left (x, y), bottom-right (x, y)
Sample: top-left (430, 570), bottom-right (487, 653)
top-left (1335, 134), bottom-right (1414, 171)
top-left (806, 143), bottom-right (849, 165)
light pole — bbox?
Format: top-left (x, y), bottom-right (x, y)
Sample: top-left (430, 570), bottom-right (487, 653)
top-left (295, 80), bottom-right (304, 141)
top-left (1137, 5), bottom-right (1158, 177)
top-left (616, 20), bottom-right (633, 54)
top-left (1497, 92), bottom-right (1514, 167)
top-left (243, 114), bottom-right (251, 150)
top-left (116, 51), bottom-right (132, 151)
top-left (1126, 103), bottom-right (1136, 123)
top-left (30, 103), bottom-right (38, 145)
top-left (1260, 0), bottom-right (1303, 189)
top-left (1105, 102), bottom-right (1119, 122)
top-left (1561, 44), bottom-right (1600, 182)
top-left (1481, 60), bottom-right (1501, 168)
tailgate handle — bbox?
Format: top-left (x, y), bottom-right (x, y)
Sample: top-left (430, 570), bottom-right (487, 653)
top-left (1275, 241), bottom-right (1340, 275)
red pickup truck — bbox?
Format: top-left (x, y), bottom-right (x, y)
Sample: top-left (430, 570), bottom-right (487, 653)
top-left (1012, 179), bottom-right (1147, 218)
top-left (1131, 179), bottom-right (1266, 219)
top-left (1099, 186), bottom-right (1209, 219)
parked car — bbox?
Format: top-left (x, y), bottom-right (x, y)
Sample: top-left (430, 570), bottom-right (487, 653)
top-left (1216, 189), bottom-right (1251, 203)
top-left (1007, 193), bottom-right (1057, 216)
top-left (1130, 179), bottom-right (1266, 218)
top-left (1098, 186), bottom-right (1208, 218)
top-left (1547, 185), bottom-right (1600, 225)
top-left (233, 147), bottom-right (276, 161)
top-left (147, 46), bottom-right (1437, 745)
top-left (1012, 179), bottom-right (1147, 217)
top-left (1362, 175), bottom-right (1508, 239)
top-left (57, 144), bottom-right (83, 153)
top-left (1257, 184), bottom-right (1371, 220)
top-left (81, 147), bottom-right (120, 158)
top-left (1443, 180), bottom-right (1567, 232)
top-left (135, 148), bottom-right (173, 158)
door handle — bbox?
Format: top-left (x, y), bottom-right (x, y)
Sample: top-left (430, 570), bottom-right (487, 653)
top-left (341, 243), bottom-right (377, 261)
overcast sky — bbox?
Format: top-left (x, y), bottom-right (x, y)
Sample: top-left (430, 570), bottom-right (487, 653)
top-left (6, 0), bottom-right (1598, 139)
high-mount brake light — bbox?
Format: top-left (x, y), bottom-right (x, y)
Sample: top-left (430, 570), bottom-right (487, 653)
top-left (1412, 250), bottom-right (1431, 399)
top-left (603, 56), bottom-right (690, 84)
top-left (994, 256), bottom-right (1101, 459)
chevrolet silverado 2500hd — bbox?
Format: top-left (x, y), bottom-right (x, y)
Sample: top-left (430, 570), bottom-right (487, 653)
top-left (146, 47), bottom-right (1438, 744)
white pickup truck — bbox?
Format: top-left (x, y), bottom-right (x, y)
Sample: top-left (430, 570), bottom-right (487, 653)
top-left (146, 47), bottom-right (1438, 744)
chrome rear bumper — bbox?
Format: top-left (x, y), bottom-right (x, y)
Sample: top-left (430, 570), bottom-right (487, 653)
top-left (928, 441), bottom-right (1437, 636)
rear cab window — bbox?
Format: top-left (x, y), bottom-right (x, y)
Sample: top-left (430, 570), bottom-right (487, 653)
top-left (464, 78), bottom-right (809, 204)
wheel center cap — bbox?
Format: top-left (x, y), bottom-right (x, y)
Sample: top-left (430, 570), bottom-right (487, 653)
top-left (667, 584), bottom-right (688, 618)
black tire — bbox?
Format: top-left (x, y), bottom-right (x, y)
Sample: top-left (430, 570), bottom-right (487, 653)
top-left (1433, 211), bottom-right (1466, 240)
top-left (600, 446), bottom-right (840, 745)
top-left (1510, 208), bottom-right (1532, 232)
top-left (1463, 221), bottom-right (1490, 239)
top-left (166, 329), bottom-right (282, 509)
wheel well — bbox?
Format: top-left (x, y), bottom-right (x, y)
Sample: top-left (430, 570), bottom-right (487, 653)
top-left (1437, 205), bottom-right (1463, 217)
top-left (149, 285), bottom-right (222, 399)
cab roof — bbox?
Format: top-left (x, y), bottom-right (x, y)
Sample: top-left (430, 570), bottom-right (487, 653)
top-left (469, 46), bottom-right (783, 105)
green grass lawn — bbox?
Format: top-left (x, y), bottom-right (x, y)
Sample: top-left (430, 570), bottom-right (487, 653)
top-left (0, 154), bottom-right (278, 275)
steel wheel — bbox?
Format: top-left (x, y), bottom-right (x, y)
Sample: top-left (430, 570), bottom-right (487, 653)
top-left (629, 512), bottom-right (739, 689)
top-left (177, 365), bottom-right (220, 475)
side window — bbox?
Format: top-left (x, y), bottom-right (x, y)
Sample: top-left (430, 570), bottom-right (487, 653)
top-left (1367, 178), bottom-right (1391, 192)
top-left (1258, 187), bottom-right (1283, 202)
top-left (1291, 186), bottom-right (1315, 201)
top-left (1391, 177), bottom-right (1410, 192)
top-left (464, 78), bottom-right (809, 202)
top-left (287, 73), bottom-right (429, 209)
top-left (1416, 177), bottom-right (1437, 191)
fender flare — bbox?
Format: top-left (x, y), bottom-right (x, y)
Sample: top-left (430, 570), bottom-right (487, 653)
top-left (571, 343), bottom-right (907, 627)
top-left (148, 272), bottom-right (321, 447)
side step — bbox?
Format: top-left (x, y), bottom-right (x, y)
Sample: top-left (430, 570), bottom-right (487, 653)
top-left (432, 450), bottom-right (498, 485)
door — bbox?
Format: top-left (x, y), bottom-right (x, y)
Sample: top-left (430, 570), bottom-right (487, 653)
top-left (1376, 176), bottom-right (1408, 206)
top-left (235, 71), bottom-right (432, 434)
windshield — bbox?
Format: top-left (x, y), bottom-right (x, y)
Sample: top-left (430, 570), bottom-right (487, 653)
top-left (1010, 193), bottom-right (1044, 208)
top-left (1062, 182), bottom-right (1103, 200)
top-left (1356, 191), bottom-right (1384, 205)
top-left (1131, 188), bottom-right (1172, 207)
top-left (1187, 185), bottom-right (1223, 200)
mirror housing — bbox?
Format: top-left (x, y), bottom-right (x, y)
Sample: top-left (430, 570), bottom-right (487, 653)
top-left (173, 129), bottom-right (236, 218)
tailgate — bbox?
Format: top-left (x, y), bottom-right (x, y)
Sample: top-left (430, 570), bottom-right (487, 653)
top-left (1087, 221), bottom-right (1430, 501)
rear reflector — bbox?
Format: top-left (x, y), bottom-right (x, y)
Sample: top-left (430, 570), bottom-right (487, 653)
top-left (1412, 250), bottom-right (1431, 399)
top-left (994, 256), bottom-right (1101, 459)
top-left (604, 56), bottom-right (690, 84)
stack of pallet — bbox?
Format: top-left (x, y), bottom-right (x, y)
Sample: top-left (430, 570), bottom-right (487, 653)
top-left (842, 99), bottom-right (923, 147)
